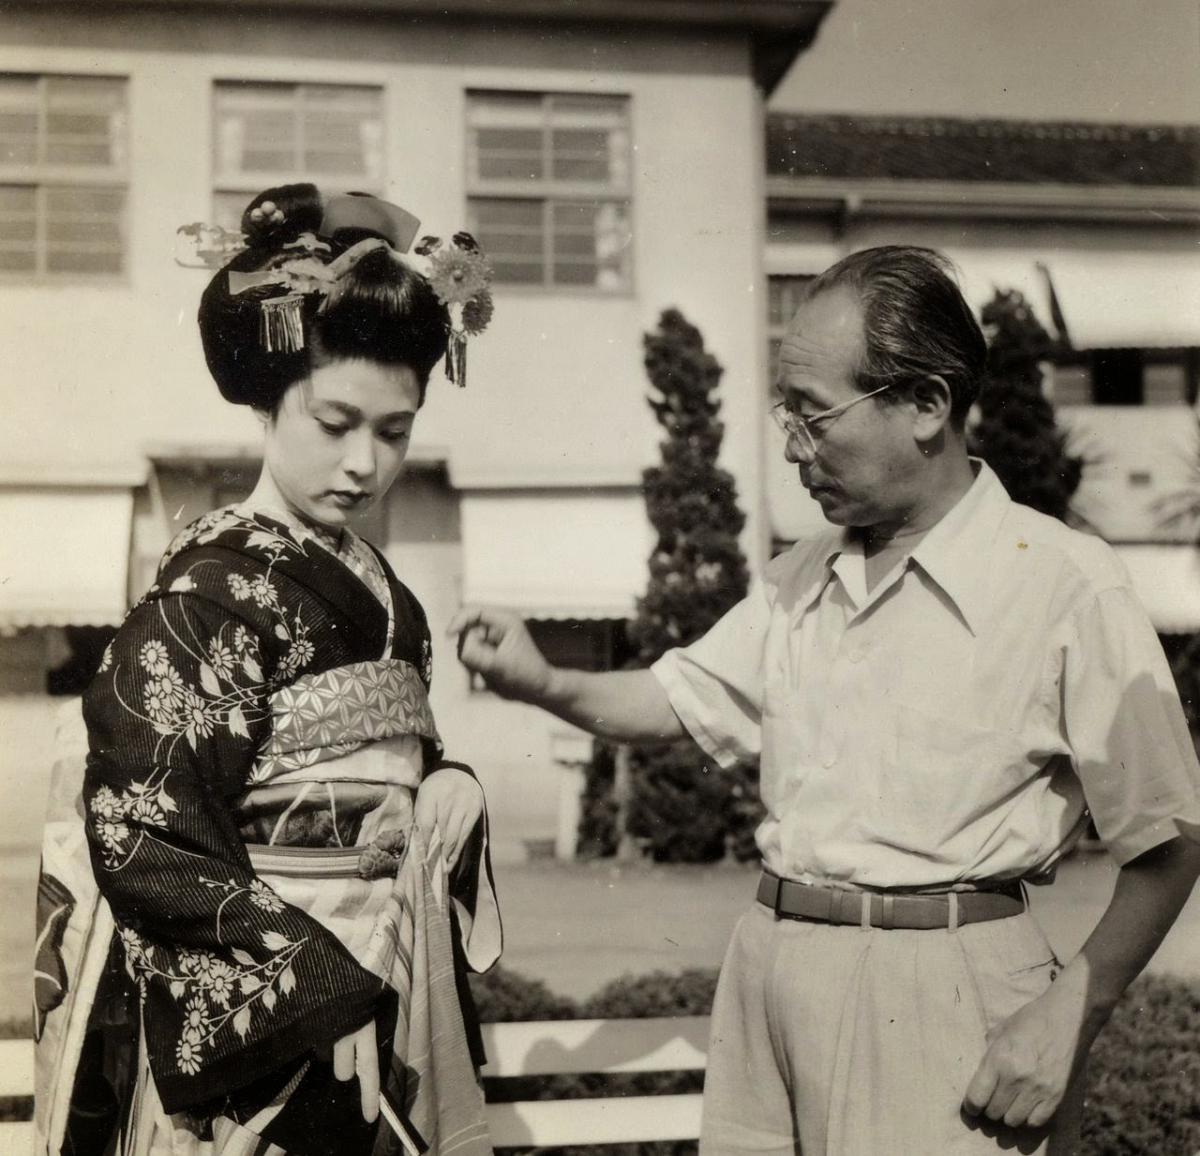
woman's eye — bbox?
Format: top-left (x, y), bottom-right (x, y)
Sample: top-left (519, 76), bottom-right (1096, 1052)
top-left (317, 421), bottom-right (348, 436)
top-left (380, 428), bottom-right (410, 445)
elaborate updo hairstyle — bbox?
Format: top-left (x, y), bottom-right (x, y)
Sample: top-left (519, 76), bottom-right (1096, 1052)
top-left (198, 184), bottom-right (451, 411)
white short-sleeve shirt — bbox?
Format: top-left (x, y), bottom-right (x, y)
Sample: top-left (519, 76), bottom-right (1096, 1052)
top-left (652, 462), bottom-right (1200, 887)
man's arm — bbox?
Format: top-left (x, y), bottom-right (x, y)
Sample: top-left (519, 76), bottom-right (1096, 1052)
top-left (963, 835), bottom-right (1200, 1129)
top-left (449, 607), bottom-right (684, 743)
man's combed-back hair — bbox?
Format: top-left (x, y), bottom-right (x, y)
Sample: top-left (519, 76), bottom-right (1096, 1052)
top-left (802, 245), bottom-right (987, 424)
top-left (198, 183), bottom-right (450, 410)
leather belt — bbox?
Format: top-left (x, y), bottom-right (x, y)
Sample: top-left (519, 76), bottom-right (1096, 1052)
top-left (756, 872), bottom-right (1024, 931)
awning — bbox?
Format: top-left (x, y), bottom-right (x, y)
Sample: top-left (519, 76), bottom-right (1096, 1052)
top-left (1114, 544), bottom-right (1200, 635)
top-left (0, 487), bottom-right (133, 633)
top-left (950, 251), bottom-right (1200, 351)
top-left (766, 241), bottom-right (1200, 352)
top-left (460, 490), bottom-right (651, 619)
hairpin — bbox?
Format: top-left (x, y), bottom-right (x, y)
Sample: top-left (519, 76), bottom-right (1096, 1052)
top-left (415, 231), bottom-right (494, 387)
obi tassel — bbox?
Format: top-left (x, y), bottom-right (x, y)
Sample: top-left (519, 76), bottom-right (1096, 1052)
top-left (445, 328), bottom-right (468, 387)
top-left (259, 295), bottom-right (305, 353)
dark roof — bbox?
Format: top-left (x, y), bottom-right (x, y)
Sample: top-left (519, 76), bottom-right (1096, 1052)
top-left (767, 114), bottom-right (1200, 187)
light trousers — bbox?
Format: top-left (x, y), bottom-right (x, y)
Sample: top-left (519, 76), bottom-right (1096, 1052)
top-left (700, 903), bottom-right (1085, 1155)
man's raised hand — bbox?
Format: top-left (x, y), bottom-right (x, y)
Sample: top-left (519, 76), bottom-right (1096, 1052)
top-left (449, 607), bottom-right (553, 703)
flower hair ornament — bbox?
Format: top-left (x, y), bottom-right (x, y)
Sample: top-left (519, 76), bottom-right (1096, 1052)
top-left (177, 193), bottom-right (494, 387)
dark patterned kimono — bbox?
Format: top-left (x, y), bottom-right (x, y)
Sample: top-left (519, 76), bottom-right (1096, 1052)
top-left (34, 507), bottom-right (500, 1156)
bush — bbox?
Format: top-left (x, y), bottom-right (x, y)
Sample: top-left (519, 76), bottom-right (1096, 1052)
top-left (471, 966), bottom-right (717, 1155)
top-left (1081, 974), bottom-right (1200, 1156)
top-left (471, 967), bottom-right (1200, 1156)
top-left (469, 964), bottom-right (577, 1023)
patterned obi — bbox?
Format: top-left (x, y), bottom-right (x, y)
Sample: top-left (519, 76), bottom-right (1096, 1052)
top-left (238, 659), bottom-right (439, 850)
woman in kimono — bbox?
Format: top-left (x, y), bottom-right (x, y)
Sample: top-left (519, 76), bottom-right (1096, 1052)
top-left (35, 183), bottom-right (501, 1156)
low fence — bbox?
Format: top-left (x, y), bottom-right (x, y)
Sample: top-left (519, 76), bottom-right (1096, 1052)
top-left (0, 1016), bottom-right (711, 1150)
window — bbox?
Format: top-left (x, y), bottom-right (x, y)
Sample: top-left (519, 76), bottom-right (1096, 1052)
top-left (767, 275), bottom-right (814, 388)
top-left (212, 82), bottom-right (384, 230)
top-left (1050, 348), bottom-right (1199, 407)
top-left (0, 73), bottom-right (127, 276)
top-left (466, 91), bottom-right (632, 290)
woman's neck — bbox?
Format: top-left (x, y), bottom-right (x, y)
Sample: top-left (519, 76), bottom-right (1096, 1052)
top-left (241, 469), bottom-right (346, 550)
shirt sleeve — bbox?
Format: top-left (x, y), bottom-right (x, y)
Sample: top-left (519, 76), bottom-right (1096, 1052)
top-left (1061, 585), bottom-right (1200, 865)
top-left (83, 592), bottom-right (382, 1114)
top-left (650, 569), bottom-right (778, 770)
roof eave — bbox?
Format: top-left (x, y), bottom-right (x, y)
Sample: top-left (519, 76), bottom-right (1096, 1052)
top-left (64, 0), bottom-right (833, 93)
top-left (766, 176), bottom-right (1200, 226)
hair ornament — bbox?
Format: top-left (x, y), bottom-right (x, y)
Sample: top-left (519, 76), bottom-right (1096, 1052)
top-left (415, 231), bottom-right (494, 387)
top-left (181, 191), bottom-right (493, 383)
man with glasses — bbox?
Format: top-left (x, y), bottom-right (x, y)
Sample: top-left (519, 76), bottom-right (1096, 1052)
top-left (451, 246), bottom-right (1200, 1154)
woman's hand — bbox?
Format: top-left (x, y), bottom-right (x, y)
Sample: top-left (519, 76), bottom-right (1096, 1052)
top-left (448, 607), bottom-right (553, 703)
top-left (414, 767), bottom-right (483, 870)
top-left (332, 1020), bottom-right (379, 1124)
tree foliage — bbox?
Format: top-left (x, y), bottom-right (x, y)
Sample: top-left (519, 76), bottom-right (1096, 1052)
top-left (577, 309), bottom-right (762, 861)
top-left (971, 288), bottom-right (1082, 521)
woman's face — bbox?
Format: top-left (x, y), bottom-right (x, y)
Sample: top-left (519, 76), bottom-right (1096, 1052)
top-left (259, 358), bottom-right (421, 529)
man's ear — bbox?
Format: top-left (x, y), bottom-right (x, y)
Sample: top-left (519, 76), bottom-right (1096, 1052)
top-left (251, 406), bottom-right (272, 428)
top-left (909, 373), bottom-right (954, 443)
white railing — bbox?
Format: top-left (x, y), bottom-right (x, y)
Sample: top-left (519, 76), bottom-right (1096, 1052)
top-left (0, 1016), bottom-right (711, 1151)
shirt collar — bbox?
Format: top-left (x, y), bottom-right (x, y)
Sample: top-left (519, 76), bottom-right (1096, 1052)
top-left (802, 460), bottom-right (1011, 632)
top-left (905, 460), bottom-right (1011, 634)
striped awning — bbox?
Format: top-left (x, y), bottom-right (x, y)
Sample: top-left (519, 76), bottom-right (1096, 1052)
top-left (460, 490), bottom-right (650, 619)
top-left (0, 486), bottom-right (133, 633)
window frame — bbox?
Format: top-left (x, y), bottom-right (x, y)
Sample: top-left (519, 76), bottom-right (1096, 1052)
top-left (0, 71), bottom-right (129, 282)
top-left (465, 89), bottom-right (634, 294)
top-left (211, 79), bottom-right (386, 230)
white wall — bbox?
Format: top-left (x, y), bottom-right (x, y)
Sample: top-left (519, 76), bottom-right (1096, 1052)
top-left (0, 10), bottom-right (769, 562)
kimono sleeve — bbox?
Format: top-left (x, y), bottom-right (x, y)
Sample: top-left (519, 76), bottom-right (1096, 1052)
top-left (650, 565), bottom-right (780, 771)
top-left (1061, 585), bottom-right (1200, 865)
top-left (82, 591), bottom-right (382, 1114)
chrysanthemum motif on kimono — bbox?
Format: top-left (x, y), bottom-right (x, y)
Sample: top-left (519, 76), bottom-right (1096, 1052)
top-left (115, 898), bottom-right (303, 1076)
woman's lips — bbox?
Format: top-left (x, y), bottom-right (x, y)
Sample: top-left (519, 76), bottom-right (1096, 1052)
top-left (326, 490), bottom-right (371, 508)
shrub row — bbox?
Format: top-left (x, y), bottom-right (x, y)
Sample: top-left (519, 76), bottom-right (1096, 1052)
top-left (469, 967), bottom-right (1200, 1156)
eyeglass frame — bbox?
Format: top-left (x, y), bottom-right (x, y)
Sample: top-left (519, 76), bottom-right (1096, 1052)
top-left (770, 378), bottom-right (898, 458)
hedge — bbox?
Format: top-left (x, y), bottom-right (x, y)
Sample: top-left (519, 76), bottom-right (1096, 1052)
top-left (470, 967), bottom-right (1200, 1156)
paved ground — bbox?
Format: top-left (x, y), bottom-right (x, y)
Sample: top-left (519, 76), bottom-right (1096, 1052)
top-left (491, 850), bottom-right (1200, 999)
top-left (4, 847), bottom-right (1198, 1023)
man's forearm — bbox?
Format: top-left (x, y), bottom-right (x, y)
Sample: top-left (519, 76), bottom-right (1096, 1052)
top-left (1071, 836), bottom-right (1200, 1028)
top-left (538, 667), bottom-right (685, 744)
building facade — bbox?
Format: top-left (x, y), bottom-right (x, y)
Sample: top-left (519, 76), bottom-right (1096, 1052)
top-left (764, 112), bottom-right (1200, 633)
top-left (0, 0), bottom-right (830, 861)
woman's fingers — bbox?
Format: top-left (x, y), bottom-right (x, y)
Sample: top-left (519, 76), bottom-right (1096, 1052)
top-left (415, 769), bottom-right (483, 868)
top-left (355, 1022), bottom-right (380, 1124)
top-left (333, 1032), bottom-right (355, 1082)
top-left (332, 1022), bottom-right (380, 1123)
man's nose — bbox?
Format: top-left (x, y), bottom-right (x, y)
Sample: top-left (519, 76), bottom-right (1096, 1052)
top-left (783, 430), bottom-right (812, 466)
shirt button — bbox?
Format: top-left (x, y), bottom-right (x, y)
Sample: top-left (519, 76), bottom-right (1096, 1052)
top-left (848, 647), bottom-right (866, 663)
top-left (821, 752), bottom-right (836, 769)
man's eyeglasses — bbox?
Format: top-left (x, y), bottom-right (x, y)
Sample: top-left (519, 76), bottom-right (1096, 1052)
top-left (770, 380), bottom-right (896, 458)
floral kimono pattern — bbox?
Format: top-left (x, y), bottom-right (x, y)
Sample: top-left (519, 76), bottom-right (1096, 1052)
top-left (37, 507), bottom-right (500, 1156)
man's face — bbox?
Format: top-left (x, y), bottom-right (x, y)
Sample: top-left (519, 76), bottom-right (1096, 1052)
top-left (777, 285), bottom-right (916, 528)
